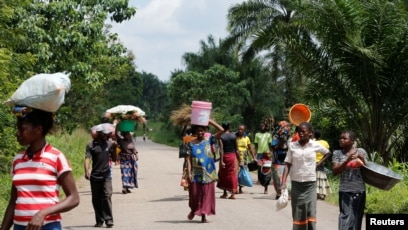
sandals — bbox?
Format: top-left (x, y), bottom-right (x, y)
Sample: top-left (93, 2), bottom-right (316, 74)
top-left (220, 194), bottom-right (228, 199)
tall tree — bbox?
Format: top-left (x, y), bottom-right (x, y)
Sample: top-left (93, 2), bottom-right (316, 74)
top-left (225, 0), bottom-right (305, 109)
top-left (173, 35), bottom-right (280, 131)
top-left (0, 0), bottom-right (37, 158)
top-left (13, 0), bottom-right (137, 129)
top-left (295, 0), bottom-right (408, 161)
top-left (135, 72), bottom-right (168, 122)
top-left (226, 0), bottom-right (408, 162)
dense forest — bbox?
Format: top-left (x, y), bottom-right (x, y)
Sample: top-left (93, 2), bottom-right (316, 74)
top-left (1, 0), bottom-right (408, 171)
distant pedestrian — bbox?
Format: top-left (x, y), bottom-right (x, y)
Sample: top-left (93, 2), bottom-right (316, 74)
top-left (280, 122), bottom-right (331, 230)
top-left (143, 133), bottom-right (146, 141)
top-left (236, 124), bottom-right (256, 194)
top-left (332, 130), bottom-right (367, 230)
top-left (258, 151), bottom-right (273, 194)
top-left (314, 130), bottom-right (332, 200)
top-left (254, 123), bottom-right (275, 193)
top-left (115, 130), bottom-right (139, 194)
top-left (217, 121), bottom-right (240, 200)
top-left (85, 124), bottom-right (116, 228)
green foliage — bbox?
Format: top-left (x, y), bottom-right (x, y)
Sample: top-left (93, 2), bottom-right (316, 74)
top-left (327, 160), bottom-right (408, 214)
top-left (0, 173), bottom-right (12, 219)
top-left (366, 180), bottom-right (408, 214)
top-left (226, 0), bottom-right (408, 163)
top-left (134, 72), bottom-right (169, 122)
top-left (145, 121), bottom-right (180, 148)
top-left (169, 34), bottom-right (283, 132)
top-left (7, 0), bottom-right (138, 131)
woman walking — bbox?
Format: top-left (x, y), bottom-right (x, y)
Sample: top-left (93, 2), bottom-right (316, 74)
top-left (217, 122), bottom-right (240, 199)
top-left (280, 122), bottom-right (331, 230)
top-left (186, 119), bottom-right (224, 223)
top-left (332, 130), bottom-right (367, 230)
top-left (115, 130), bottom-right (139, 194)
top-left (236, 124), bottom-right (256, 194)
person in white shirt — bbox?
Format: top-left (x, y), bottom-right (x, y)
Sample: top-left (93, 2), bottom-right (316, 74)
top-left (280, 122), bottom-right (331, 230)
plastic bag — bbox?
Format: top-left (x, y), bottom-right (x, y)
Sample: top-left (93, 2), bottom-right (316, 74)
top-left (238, 166), bottom-right (253, 187)
top-left (276, 188), bottom-right (289, 211)
top-left (4, 72), bottom-right (71, 112)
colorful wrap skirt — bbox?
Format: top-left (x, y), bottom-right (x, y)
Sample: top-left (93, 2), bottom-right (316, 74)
top-left (119, 153), bottom-right (138, 188)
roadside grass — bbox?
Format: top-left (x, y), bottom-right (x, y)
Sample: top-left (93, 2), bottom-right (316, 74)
top-left (144, 121), bottom-right (181, 148)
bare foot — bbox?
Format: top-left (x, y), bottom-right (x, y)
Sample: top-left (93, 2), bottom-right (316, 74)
top-left (220, 194), bottom-right (228, 199)
top-left (187, 212), bottom-right (194, 220)
top-left (228, 195), bottom-right (236, 200)
top-left (201, 215), bottom-right (209, 223)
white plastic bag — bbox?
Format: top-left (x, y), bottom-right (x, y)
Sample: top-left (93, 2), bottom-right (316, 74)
top-left (276, 188), bottom-right (289, 211)
top-left (4, 72), bottom-right (71, 112)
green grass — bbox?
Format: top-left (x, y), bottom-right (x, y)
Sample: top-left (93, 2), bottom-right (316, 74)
top-left (144, 121), bottom-right (181, 147)
top-left (326, 172), bottom-right (408, 214)
top-left (47, 128), bottom-right (92, 180)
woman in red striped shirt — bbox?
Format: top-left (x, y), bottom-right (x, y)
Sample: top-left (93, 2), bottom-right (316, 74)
top-left (0, 107), bottom-right (79, 230)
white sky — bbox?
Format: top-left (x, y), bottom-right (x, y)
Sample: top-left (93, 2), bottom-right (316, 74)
top-left (110, 0), bottom-right (245, 82)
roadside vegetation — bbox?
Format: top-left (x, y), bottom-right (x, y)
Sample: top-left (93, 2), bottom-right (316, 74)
top-left (1, 0), bottom-right (408, 220)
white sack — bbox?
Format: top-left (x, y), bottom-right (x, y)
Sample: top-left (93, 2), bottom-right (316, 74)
top-left (3, 72), bottom-right (71, 112)
top-left (106, 105), bottom-right (146, 116)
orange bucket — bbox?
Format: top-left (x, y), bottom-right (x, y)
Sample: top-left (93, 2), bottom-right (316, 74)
top-left (288, 104), bottom-right (311, 126)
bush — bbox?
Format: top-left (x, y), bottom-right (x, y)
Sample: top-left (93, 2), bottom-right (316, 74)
top-left (327, 163), bottom-right (408, 214)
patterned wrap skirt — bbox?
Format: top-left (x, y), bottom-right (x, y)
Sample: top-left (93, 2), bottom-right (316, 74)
top-left (119, 153), bottom-right (138, 188)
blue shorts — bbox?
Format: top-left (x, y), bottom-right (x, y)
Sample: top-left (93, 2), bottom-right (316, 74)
top-left (14, 222), bottom-right (61, 230)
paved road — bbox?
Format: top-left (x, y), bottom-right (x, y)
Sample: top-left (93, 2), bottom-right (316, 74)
top-left (61, 137), bottom-right (348, 230)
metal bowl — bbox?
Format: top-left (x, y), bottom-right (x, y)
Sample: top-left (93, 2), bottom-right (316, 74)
top-left (361, 161), bottom-right (403, 190)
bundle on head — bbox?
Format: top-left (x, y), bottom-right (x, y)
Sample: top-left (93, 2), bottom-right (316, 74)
top-left (170, 104), bottom-right (192, 126)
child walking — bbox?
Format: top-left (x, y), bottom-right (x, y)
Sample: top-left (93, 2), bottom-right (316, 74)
top-left (258, 151), bottom-right (273, 194)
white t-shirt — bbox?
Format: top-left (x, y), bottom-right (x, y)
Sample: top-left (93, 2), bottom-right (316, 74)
top-left (285, 140), bottom-right (330, 182)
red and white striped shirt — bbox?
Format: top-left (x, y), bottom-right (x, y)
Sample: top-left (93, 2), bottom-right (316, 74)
top-left (11, 143), bottom-right (72, 226)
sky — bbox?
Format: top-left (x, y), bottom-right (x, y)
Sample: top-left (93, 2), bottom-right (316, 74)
top-left (110, 0), bottom-right (245, 82)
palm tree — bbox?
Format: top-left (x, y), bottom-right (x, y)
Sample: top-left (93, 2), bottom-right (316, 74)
top-left (225, 0), bottom-right (307, 109)
top-left (226, 0), bottom-right (408, 162)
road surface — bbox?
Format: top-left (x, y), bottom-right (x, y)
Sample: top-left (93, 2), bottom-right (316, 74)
top-left (61, 137), bottom-right (352, 230)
